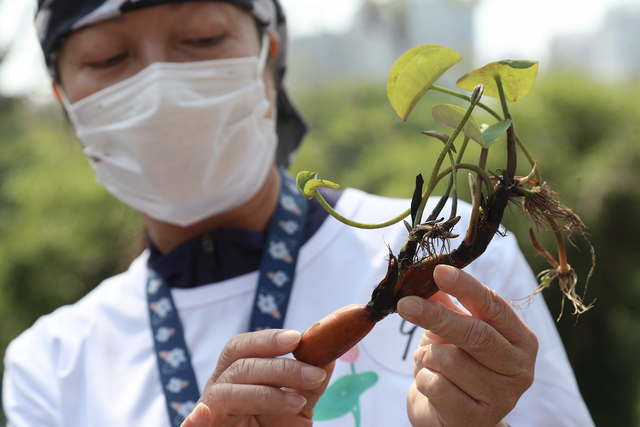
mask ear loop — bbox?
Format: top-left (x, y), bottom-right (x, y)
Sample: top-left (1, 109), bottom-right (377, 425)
top-left (257, 34), bottom-right (270, 75)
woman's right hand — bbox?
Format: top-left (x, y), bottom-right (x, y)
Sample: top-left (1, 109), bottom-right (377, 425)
top-left (180, 329), bottom-right (335, 427)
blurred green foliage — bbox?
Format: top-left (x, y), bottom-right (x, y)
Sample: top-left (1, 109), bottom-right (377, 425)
top-left (1, 73), bottom-right (639, 426)
top-left (0, 99), bottom-right (143, 423)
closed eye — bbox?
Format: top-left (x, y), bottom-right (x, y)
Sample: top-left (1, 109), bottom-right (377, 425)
top-left (184, 34), bottom-right (225, 48)
top-left (86, 54), bottom-right (128, 69)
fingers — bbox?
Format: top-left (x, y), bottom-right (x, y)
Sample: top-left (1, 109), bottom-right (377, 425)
top-left (433, 265), bottom-right (537, 353)
top-left (196, 329), bottom-right (333, 425)
top-left (181, 402), bottom-right (211, 427)
top-left (206, 384), bottom-right (308, 418)
top-left (182, 387), bottom-right (310, 427)
top-left (209, 330), bottom-right (303, 382)
top-left (412, 368), bottom-right (477, 426)
top-left (289, 360), bottom-right (336, 421)
top-left (215, 356), bottom-right (327, 390)
top-left (399, 265), bottom-right (538, 427)
top-left (427, 290), bottom-right (468, 316)
top-left (398, 265), bottom-right (538, 374)
top-left (413, 343), bottom-right (521, 407)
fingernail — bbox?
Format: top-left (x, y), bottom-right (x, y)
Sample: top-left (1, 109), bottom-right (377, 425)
top-left (285, 392), bottom-right (307, 409)
top-left (277, 330), bottom-right (301, 346)
top-left (398, 297), bottom-right (422, 317)
top-left (302, 366), bottom-right (326, 383)
top-left (188, 402), bottom-right (205, 423)
top-left (435, 265), bottom-right (458, 284)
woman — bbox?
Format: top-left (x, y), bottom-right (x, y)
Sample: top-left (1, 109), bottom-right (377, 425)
top-left (2, 1), bottom-right (593, 426)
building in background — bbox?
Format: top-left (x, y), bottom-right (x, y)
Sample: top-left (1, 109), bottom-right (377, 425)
top-left (550, 4), bottom-right (640, 81)
top-left (287, 0), bottom-right (477, 86)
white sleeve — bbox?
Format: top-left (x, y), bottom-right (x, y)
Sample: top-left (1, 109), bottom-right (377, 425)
top-left (2, 324), bottom-right (61, 427)
top-left (466, 232), bottom-right (595, 427)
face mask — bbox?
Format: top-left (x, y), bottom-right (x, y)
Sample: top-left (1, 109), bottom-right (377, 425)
top-left (63, 38), bottom-right (276, 227)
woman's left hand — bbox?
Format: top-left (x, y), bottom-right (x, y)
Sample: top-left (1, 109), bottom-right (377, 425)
top-left (397, 265), bottom-right (538, 427)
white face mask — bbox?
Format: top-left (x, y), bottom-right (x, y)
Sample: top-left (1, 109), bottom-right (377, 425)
top-left (63, 39), bottom-right (276, 227)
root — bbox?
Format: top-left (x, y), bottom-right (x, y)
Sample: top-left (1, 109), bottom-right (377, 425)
top-left (522, 183), bottom-right (596, 320)
top-left (523, 183), bottom-right (586, 236)
top-left (410, 216), bottom-right (460, 261)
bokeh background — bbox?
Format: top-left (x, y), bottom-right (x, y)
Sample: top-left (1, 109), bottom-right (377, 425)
top-left (2, 0), bottom-right (640, 425)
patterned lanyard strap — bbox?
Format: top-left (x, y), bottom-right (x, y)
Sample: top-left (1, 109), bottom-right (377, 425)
top-left (146, 167), bottom-right (308, 426)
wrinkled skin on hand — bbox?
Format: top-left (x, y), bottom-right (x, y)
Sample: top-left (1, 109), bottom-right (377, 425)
top-left (181, 329), bottom-right (335, 427)
top-left (398, 265), bottom-right (538, 427)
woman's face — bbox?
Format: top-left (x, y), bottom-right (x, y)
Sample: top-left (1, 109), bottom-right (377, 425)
top-left (56, 2), bottom-right (278, 104)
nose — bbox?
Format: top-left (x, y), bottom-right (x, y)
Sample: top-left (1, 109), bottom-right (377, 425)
top-left (135, 37), bottom-right (174, 72)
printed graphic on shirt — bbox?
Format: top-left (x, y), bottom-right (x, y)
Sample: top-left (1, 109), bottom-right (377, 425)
top-left (360, 310), bottom-right (422, 375)
top-left (314, 345), bottom-right (379, 427)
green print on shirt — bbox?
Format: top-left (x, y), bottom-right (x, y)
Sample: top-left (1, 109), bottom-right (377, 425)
top-left (313, 345), bottom-right (378, 427)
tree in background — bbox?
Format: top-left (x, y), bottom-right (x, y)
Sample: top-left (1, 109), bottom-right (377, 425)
top-left (0, 101), bottom-right (142, 424)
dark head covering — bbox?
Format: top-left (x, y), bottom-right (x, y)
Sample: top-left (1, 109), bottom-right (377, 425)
top-left (35, 0), bottom-right (305, 165)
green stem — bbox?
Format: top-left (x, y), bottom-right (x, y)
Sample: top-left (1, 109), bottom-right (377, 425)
top-left (436, 163), bottom-right (494, 197)
top-left (414, 91), bottom-right (480, 227)
top-left (516, 135), bottom-right (542, 183)
top-left (494, 76), bottom-right (510, 118)
top-left (465, 148), bottom-right (489, 244)
top-left (433, 84), bottom-right (542, 184)
top-left (314, 191), bottom-right (410, 229)
top-left (428, 136), bottom-right (471, 222)
top-left (432, 85), bottom-right (502, 121)
top-left (494, 77), bottom-right (517, 182)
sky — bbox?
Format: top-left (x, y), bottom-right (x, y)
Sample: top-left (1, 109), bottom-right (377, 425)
top-left (0, 0), bottom-right (638, 99)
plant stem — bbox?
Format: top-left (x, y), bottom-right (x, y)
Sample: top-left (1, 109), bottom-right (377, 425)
top-left (431, 85), bottom-right (502, 121)
top-left (432, 83), bottom-right (542, 183)
top-left (494, 77), bottom-right (517, 182)
top-left (427, 136), bottom-right (470, 222)
top-left (494, 76), bottom-right (510, 118)
top-left (516, 135), bottom-right (542, 183)
top-left (546, 216), bottom-right (570, 274)
top-left (314, 191), bottom-right (411, 229)
top-left (528, 228), bottom-right (559, 269)
top-left (476, 152), bottom-right (489, 208)
top-left (435, 163), bottom-right (493, 196)
top-left (414, 90), bottom-right (480, 227)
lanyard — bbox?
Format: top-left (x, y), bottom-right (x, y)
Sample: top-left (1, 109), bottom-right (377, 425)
top-left (146, 167), bottom-right (308, 426)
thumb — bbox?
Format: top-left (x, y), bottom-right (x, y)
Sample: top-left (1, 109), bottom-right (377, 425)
top-left (181, 402), bottom-right (213, 427)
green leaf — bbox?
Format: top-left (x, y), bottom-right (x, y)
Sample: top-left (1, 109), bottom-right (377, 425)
top-left (313, 372), bottom-right (379, 421)
top-left (387, 44), bottom-right (440, 107)
top-left (388, 45), bottom-right (461, 121)
top-left (295, 171), bottom-right (340, 200)
top-left (456, 60), bottom-right (539, 102)
top-left (481, 119), bottom-right (512, 148)
top-left (432, 104), bottom-right (483, 147)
